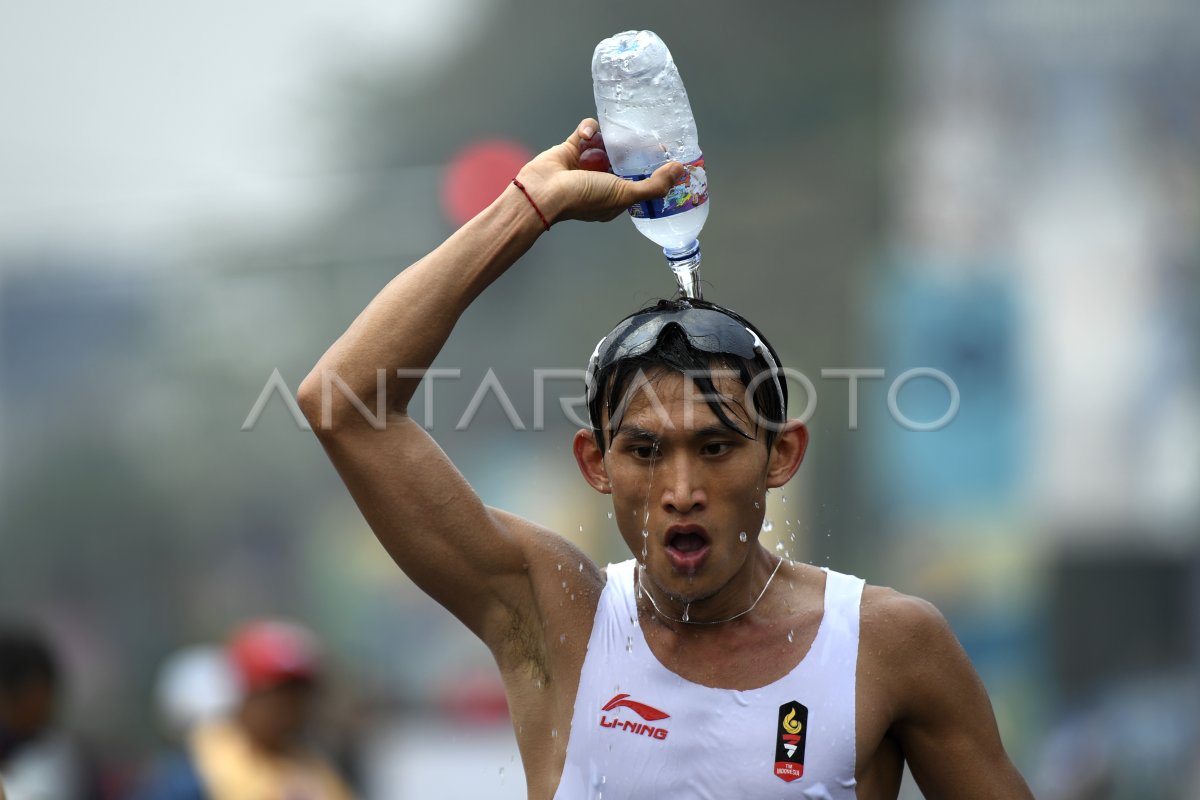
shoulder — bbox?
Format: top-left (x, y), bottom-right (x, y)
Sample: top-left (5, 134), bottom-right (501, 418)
top-left (857, 585), bottom-right (1034, 797)
top-left (863, 577), bottom-right (944, 613)
top-left (860, 583), bottom-right (952, 645)
top-left (858, 583), bottom-right (981, 714)
top-left (488, 507), bottom-right (608, 599)
top-left (859, 584), bottom-right (962, 682)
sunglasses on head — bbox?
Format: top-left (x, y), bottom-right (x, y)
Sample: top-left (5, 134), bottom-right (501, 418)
top-left (585, 306), bottom-right (787, 415)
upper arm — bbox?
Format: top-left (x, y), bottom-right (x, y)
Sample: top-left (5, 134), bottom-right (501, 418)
top-left (868, 589), bottom-right (1033, 800)
top-left (313, 410), bottom-right (559, 647)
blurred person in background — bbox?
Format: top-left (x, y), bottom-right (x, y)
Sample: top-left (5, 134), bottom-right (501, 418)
top-left (0, 624), bottom-right (94, 800)
top-left (296, 118), bottom-right (1033, 797)
top-left (133, 619), bottom-right (354, 800)
top-left (130, 645), bottom-right (239, 800)
top-left (152, 645), bottom-right (239, 744)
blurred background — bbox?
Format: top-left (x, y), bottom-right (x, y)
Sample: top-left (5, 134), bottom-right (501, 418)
top-left (1, 0), bottom-right (1197, 797)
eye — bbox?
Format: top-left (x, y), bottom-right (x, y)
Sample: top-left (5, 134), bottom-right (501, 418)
top-left (630, 442), bottom-right (661, 460)
top-left (700, 441), bottom-right (731, 456)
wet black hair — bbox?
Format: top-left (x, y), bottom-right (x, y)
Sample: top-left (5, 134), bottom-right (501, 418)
top-left (587, 298), bottom-right (788, 455)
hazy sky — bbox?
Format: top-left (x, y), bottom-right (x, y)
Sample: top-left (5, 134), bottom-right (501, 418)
top-left (0, 0), bottom-right (486, 257)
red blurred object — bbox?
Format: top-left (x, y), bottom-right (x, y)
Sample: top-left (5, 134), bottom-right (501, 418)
top-left (442, 139), bottom-right (534, 226)
top-left (436, 668), bottom-right (511, 725)
top-left (227, 619), bottom-right (320, 693)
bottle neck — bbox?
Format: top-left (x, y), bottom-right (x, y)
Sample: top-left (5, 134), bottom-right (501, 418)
top-left (664, 241), bottom-right (702, 299)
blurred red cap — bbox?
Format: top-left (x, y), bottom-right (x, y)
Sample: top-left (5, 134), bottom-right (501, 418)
top-left (227, 619), bottom-right (320, 693)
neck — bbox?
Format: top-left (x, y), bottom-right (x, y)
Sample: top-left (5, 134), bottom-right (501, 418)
top-left (637, 550), bottom-right (783, 628)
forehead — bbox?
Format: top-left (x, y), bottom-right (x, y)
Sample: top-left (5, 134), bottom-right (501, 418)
top-left (608, 367), bottom-right (754, 433)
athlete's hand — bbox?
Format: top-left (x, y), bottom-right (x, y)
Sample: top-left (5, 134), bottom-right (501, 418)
top-left (515, 118), bottom-right (684, 225)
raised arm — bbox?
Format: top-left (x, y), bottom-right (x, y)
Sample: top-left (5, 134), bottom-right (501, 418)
top-left (867, 589), bottom-right (1034, 799)
top-left (296, 120), bottom-right (682, 646)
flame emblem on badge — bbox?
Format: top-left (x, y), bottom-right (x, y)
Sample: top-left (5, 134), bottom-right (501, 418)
top-left (783, 708), bottom-right (802, 735)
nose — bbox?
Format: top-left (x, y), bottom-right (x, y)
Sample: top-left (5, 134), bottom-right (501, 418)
top-left (660, 453), bottom-right (706, 515)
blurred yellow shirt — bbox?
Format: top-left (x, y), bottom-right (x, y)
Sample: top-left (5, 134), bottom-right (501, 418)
top-left (190, 720), bottom-right (354, 800)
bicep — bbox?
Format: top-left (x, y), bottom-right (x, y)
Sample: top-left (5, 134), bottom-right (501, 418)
top-left (887, 598), bottom-right (1033, 799)
top-left (316, 413), bottom-right (537, 641)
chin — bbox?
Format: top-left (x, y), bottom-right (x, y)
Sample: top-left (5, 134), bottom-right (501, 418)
top-left (654, 569), bottom-right (720, 605)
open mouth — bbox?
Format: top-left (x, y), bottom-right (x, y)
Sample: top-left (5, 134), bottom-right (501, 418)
top-left (669, 531), bottom-right (708, 552)
top-left (665, 525), bottom-right (712, 573)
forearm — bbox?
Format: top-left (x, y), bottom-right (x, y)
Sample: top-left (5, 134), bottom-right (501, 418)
top-left (300, 181), bottom-right (549, 424)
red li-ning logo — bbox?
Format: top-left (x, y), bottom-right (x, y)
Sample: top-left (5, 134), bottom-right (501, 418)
top-left (598, 693), bottom-right (670, 741)
top-left (774, 701), bottom-right (809, 782)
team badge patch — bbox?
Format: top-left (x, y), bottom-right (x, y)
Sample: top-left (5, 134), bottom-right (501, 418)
top-left (774, 701), bottom-right (809, 782)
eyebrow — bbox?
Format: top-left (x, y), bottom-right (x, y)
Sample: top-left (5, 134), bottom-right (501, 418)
top-left (694, 424), bottom-right (744, 438)
top-left (611, 425), bottom-right (660, 443)
top-left (611, 424), bottom-right (744, 442)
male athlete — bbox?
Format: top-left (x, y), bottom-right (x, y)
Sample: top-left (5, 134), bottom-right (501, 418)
top-left (297, 119), bottom-right (1033, 798)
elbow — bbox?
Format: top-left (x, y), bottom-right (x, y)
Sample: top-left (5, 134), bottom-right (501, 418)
top-left (297, 367), bottom-right (399, 436)
top-left (297, 369), bottom-right (331, 434)
top-left (297, 368), bottom-right (356, 436)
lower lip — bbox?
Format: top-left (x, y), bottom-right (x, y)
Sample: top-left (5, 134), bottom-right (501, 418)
top-left (665, 543), bottom-right (711, 574)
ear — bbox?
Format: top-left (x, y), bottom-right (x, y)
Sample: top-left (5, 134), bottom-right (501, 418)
top-left (573, 428), bottom-right (611, 494)
top-left (765, 420), bottom-right (808, 489)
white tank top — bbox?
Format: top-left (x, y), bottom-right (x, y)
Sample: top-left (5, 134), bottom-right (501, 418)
top-left (553, 559), bottom-right (864, 800)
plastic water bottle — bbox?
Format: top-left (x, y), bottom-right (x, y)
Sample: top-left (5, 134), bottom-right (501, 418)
top-left (592, 30), bottom-right (708, 298)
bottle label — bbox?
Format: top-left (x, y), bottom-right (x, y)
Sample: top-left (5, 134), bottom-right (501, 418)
top-left (625, 155), bottom-right (708, 220)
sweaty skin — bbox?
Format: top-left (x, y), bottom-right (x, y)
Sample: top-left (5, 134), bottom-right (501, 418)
top-left (299, 119), bottom-right (1033, 799)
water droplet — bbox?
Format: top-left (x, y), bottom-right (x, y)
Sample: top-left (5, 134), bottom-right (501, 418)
top-left (578, 524), bottom-right (583, 532)
top-left (738, 531), bottom-right (748, 543)
top-left (762, 519), bottom-right (774, 532)
top-left (785, 518), bottom-right (791, 526)
top-left (775, 542), bottom-right (785, 553)
top-left (557, 563), bottom-right (562, 571)
top-left (754, 501), bottom-right (761, 509)
top-left (602, 776), bottom-right (607, 784)
top-left (787, 629), bottom-right (794, 642)
top-left (579, 562), bottom-right (584, 572)
top-left (499, 767), bottom-right (505, 782)
top-left (626, 635), bottom-right (633, 653)
top-left (551, 728), bottom-right (558, 738)
top-left (781, 495), bottom-right (787, 504)
top-left (559, 633), bottom-right (567, 644)
top-left (682, 604), bottom-right (690, 622)
top-left (642, 529), bottom-right (649, 538)
top-left (607, 512), bottom-right (614, 519)
top-left (561, 580), bottom-right (567, 589)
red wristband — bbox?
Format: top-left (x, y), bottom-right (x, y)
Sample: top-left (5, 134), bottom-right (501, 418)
top-left (512, 178), bottom-right (551, 232)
